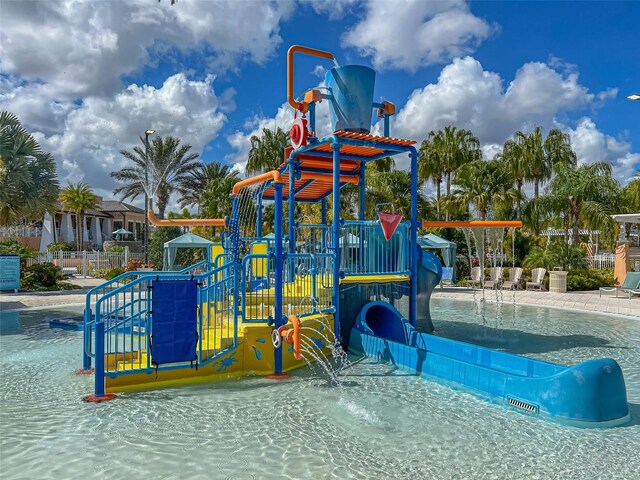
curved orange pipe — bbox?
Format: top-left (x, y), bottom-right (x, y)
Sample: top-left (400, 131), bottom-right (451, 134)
top-left (422, 220), bottom-right (523, 228)
top-left (278, 315), bottom-right (302, 361)
top-left (232, 170), bottom-right (283, 195)
top-left (287, 45), bottom-right (335, 113)
top-left (299, 172), bottom-right (359, 185)
top-left (147, 210), bottom-right (226, 228)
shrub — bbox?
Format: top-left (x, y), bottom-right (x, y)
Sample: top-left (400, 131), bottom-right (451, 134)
top-left (523, 242), bottom-right (588, 271)
top-left (21, 263), bottom-right (69, 291)
top-left (46, 242), bottom-right (74, 252)
top-left (0, 239), bottom-right (36, 269)
top-left (567, 269), bottom-right (615, 291)
top-left (105, 245), bottom-right (125, 253)
top-left (102, 267), bottom-right (125, 280)
top-left (125, 258), bottom-right (144, 271)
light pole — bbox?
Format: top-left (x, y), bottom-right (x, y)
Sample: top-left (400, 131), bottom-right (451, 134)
top-left (144, 129), bottom-right (155, 265)
top-left (627, 94), bottom-right (640, 101)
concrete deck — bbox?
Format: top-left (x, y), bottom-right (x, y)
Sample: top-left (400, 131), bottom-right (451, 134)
top-left (0, 276), bottom-right (103, 311)
top-left (432, 287), bottom-right (640, 318)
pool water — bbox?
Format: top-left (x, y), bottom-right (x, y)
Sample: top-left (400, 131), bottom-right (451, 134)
top-left (1, 301), bottom-right (639, 479)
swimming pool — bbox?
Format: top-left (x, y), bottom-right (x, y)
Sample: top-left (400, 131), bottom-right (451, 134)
top-left (1, 300), bottom-right (638, 479)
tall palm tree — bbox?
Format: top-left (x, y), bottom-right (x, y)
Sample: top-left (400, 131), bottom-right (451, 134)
top-left (112, 135), bottom-right (200, 218)
top-left (422, 126), bottom-right (480, 221)
top-left (496, 135), bottom-right (528, 218)
top-left (59, 182), bottom-right (99, 249)
top-left (538, 162), bottom-right (620, 245)
top-left (246, 127), bottom-right (289, 175)
top-left (178, 161), bottom-right (239, 210)
top-left (418, 134), bottom-right (444, 221)
top-left (448, 160), bottom-right (518, 220)
top-left (621, 175), bottom-right (640, 212)
top-left (0, 111), bottom-right (59, 225)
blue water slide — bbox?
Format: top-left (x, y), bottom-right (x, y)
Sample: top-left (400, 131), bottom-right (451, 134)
top-left (416, 248), bottom-right (442, 333)
top-left (350, 302), bottom-right (630, 427)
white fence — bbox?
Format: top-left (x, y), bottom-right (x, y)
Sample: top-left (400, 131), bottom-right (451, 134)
top-left (589, 254), bottom-right (640, 272)
top-left (26, 250), bottom-right (145, 277)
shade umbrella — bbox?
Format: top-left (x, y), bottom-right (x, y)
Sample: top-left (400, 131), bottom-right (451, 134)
top-left (112, 228), bottom-right (133, 240)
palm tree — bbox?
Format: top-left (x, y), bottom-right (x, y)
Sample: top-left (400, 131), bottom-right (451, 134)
top-left (112, 135), bottom-right (200, 218)
top-left (421, 126), bottom-right (480, 221)
top-left (538, 162), bottom-right (621, 245)
top-left (178, 161), bottom-right (239, 210)
top-left (621, 175), bottom-right (640, 212)
top-left (496, 135), bottom-right (528, 218)
top-left (448, 160), bottom-right (518, 220)
top-left (199, 176), bottom-right (238, 236)
top-left (418, 135), bottom-right (444, 220)
top-left (246, 127), bottom-right (289, 175)
top-left (59, 182), bottom-right (99, 250)
top-left (0, 111), bottom-right (59, 225)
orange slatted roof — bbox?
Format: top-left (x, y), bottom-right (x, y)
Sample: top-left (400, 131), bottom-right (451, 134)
top-left (261, 131), bottom-right (415, 202)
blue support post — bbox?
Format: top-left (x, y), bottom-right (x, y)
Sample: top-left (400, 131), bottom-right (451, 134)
top-left (359, 163), bottom-right (366, 271)
top-left (384, 115), bottom-right (390, 137)
top-left (94, 321), bottom-right (105, 397)
top-left (332, 142), bottom-right (342, 344)
top-left (82, 308), bottom-right (92, 370)
top-left (288, 156), bottom-right (296, 282)
top-left (273, 182), bottom-right (284, 374)
top-left (321, 198), bottom-right (327, 253)
top-left (309, 102), bottom-right (316, 133)
top-left (256, 199), bottom-right (263, 237)
top-left (409, 149), bottom-right (418, 327)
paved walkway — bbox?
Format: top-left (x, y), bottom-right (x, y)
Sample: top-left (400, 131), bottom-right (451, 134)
top-left (1, 277), bottom-right (639, 318)
top-left (0, 276), bottom-right (103, 311)
top-left (432, 287), bottom-right (640, 318)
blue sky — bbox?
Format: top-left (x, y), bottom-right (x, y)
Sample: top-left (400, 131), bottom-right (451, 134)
top-left (0, 0), bottom-right (638, 205)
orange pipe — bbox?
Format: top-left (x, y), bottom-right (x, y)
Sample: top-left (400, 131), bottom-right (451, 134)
top-left (232, 170), bottom-right (283, 195)
top-left (287, 45), bottom-right (335, 113)
top-left (299, 172), bottom-right (359, 185)
top-left (148, 210), bottom-right (226, 227)
top-left (422, 220), bottom-right (523, 228)
top-left (278, 315), bottom-right (302, 361)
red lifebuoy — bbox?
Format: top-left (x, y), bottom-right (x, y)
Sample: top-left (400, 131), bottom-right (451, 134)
top-left (290, 117), bottom-right (308, 149)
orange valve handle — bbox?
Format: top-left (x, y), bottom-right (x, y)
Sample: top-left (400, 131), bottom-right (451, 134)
top-left (277, 315), bottom-right (302, 361)
top-left (287, 45), bottom-right (335, 113)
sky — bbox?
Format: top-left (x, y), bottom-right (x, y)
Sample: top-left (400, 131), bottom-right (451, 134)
top-left (1, 0), bottom-right (638, 208)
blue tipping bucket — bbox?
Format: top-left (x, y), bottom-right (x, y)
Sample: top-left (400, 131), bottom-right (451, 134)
top-left (325, 65), bottom-right (376, 133)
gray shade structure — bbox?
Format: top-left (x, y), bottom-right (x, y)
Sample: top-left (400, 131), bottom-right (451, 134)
top-left (418, 233), bottom-right (458, 283)
top-left (163, 232), bottom-right (213, 270)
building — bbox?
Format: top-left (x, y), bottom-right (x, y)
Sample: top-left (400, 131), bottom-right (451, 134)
top-left (0, 197), bottom-right (146, 251)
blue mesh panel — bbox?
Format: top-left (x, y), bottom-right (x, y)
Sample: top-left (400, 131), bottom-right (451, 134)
top-left (151, 279), bottom-right (198, 366)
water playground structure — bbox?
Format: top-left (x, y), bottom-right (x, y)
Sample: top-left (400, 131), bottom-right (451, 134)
top-left (80, 46), bottom-right (630, 427)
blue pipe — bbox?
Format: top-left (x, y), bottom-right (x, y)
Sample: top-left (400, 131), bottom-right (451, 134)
top-left (409, 148), bottom-right (418, 327)
top-left (309, 102), bottom-right (316, 133)
top-left (256, 199), bottom-right (263, 237)
top-left (332, 142), bottom-right (342, 344)
top-left (94, 321), bottom-right (105, 397)
top-left (288, 157), bottom-right (296, 283)
top-left (321, 199), bottom-right (327, 252)
top-left (273, 182), bottom-right (284, 374)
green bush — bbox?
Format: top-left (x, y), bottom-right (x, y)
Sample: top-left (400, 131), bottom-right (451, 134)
top-left (105, 245), bottom-right (125, 253)
top-left (567, 269), bottom-right (615, 291)
top-left (523, 242), bottom-right (588, 271)
top-left (0, 239), bottom-right (36, 269)
top-left (102, 267), bottom-right (125, 280)
top-left (21, 262), bottom-right (79, 291)
top-left (46, 242), bottom-right (74, 252)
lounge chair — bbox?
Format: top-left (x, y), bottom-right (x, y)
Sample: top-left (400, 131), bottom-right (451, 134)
top-left (468, 266), bottom-right (482, 289)
top-left (599, 271), bottom-right (640, 298)
top-left (526, 268), bottom-right (546, 291)
top-left (484, 267), bottom-right (504, 289)
top-left (502, 267), bottom-right (523, 290)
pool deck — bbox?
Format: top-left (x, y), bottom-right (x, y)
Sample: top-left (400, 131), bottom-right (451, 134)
top-left (1, 278), bottom-right (638, 318)
top-left (432, 287), bottom-right (640, 318)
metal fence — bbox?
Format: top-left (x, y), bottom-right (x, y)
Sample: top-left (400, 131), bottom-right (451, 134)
top-left (588, 254), bottom-right (640, 272)
top-left (26, 250), bottom-right (145, 277)
top-left (0, 225), bottom-right (42, 238)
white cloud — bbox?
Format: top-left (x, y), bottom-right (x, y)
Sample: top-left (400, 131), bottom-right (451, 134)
top-left (568, 118), bottom-right (639, 185)
top-left (35, 74), bottom-right (225, 200)
top-left (0, 0), bottom-right (293, 99)
top-left (343, 0), bottom-right (493, 71)
top-left (301, 0), bottom-right (359, 19)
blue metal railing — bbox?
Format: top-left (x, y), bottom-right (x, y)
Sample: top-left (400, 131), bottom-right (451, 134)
top-left (83, 260), bottom-right (214, 369)
top-left (91, 262), bottom-right (237, 396)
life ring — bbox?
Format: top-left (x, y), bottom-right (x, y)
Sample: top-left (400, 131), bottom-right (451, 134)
top-left (271, 328), bottom-right (282, 348)
top-left (290, 117), bottom-right (308, 149)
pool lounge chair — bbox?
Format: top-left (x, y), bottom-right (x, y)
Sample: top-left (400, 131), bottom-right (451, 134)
top-left (526, 268), bottom-right (546, 291)
top-left (468, 266), bottom-right (482, 289)
top-left (599, 271), bottom-right (640, 298)
top-left (484, 267), bottom-right (504, 289)
top-left (502, 267), bottom-right (523, 290)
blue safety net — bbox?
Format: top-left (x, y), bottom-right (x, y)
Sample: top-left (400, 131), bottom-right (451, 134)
top-left (150, 279), bottom-right (198, 366)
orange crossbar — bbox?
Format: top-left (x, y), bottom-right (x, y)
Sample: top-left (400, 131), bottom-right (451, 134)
top-left (422, 220), bottom-right (523, 228)
top-left (148, 210), bottom-right (226, 228)
top-left (232, 170), bottom-right (283, 195)
top-left (299, 172), bottom-right (359, 184)
top-left (287, 45), bottom-right (334, 113)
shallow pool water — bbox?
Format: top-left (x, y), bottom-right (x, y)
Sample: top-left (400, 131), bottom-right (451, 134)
top-left (1, 301), bottom-right (639, 479)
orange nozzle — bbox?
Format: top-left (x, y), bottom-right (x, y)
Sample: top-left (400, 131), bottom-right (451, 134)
top-left (278, 315), bottom-right (302, 361)
top-left (147, 210), bottom-right (226, 227)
